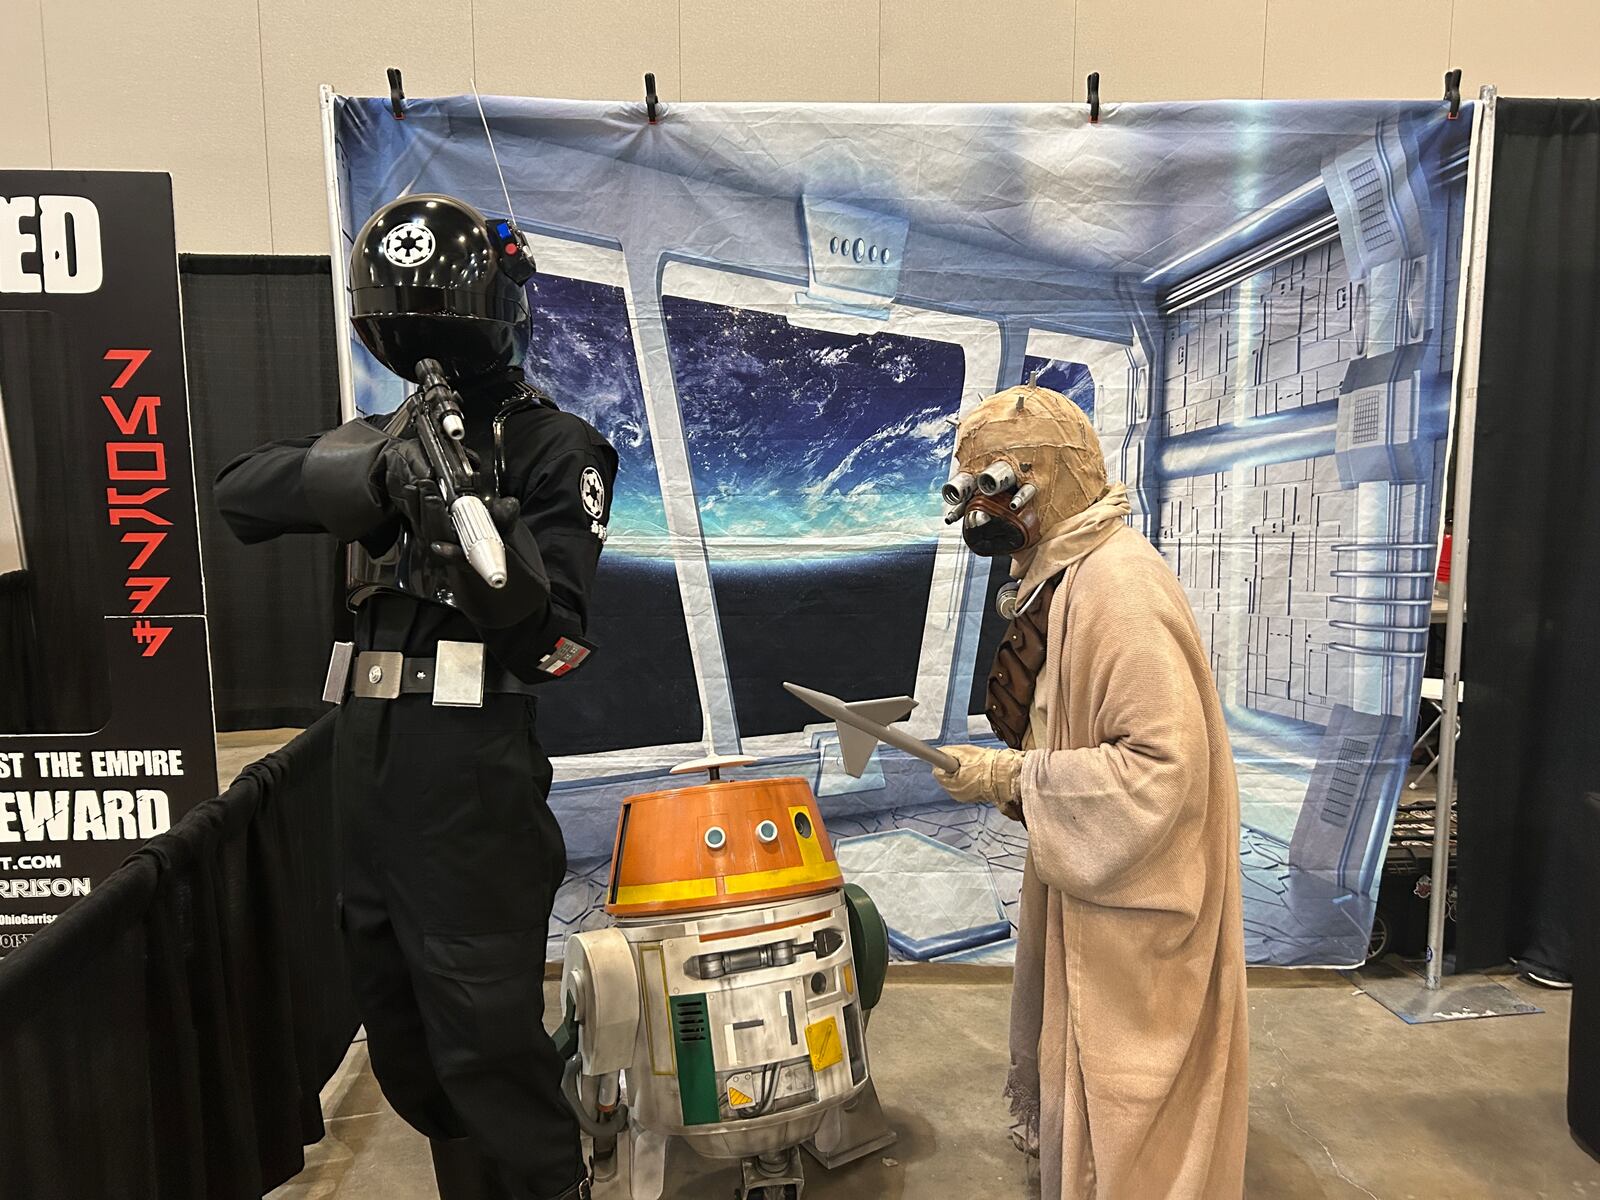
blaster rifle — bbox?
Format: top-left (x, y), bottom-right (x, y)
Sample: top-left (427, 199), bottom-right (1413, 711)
top-left (409, 358), bottom-right (508, 589)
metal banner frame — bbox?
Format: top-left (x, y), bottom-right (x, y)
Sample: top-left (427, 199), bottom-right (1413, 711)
top-left (319, 85), bottom-right (359, 423)
top-left (1426, 85), bottom-right (1498, 989)
top-left (315, 87), bottom-right (1492, 969)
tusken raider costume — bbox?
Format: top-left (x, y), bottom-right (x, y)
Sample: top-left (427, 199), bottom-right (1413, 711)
top-left (933, 383), bottom-right (1249, 1199)
top-left (216, 194), bottom-right (617, 1200)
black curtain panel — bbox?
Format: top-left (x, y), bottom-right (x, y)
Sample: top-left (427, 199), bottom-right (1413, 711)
top-left (180, 256), bottom-right (345, 731)
top-left (0, 716), bottom-right (356, 1200)
top-left (0, 313), bottom-right (108, 734)
top-left (0, 570), bottom-right (39, 731)
top-left (1456, 99), bottom-right (1600, 976)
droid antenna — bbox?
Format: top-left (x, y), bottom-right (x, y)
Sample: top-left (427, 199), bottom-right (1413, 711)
top-left (472, 78), bottom-right (520, 230)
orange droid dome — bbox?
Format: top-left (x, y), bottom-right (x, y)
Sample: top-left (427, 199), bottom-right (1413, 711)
top-left (605, 756), bottom-right (842, 918)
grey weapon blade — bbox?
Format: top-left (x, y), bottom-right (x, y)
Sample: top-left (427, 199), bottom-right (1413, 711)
top-left (782, 682), bottom-right (960, 776)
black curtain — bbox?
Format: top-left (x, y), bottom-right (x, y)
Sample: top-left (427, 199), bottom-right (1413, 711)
top-left (1456, 100), bottom-right (1600, 975)
top-left (181, 256), bottom-right (345, 731)
top-left (0, 313), bottom-right (108, 733)
top-left (0, 570), bottom-right (39, 731)
top-left (0, 715), bottom-right (356, 1200)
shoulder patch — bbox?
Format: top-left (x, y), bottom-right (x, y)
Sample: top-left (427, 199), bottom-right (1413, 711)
top-left (580, 465), bottom-right (607, 519)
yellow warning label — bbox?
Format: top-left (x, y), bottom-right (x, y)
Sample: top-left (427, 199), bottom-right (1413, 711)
top-left (728, 1085), bottom-right (755, 1107)
top-left (805, 1017), bottom-right (843, 1072)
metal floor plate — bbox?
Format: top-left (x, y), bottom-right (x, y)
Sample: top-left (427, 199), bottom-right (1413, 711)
top-left (1348, 958), bottom-right (1543, 1024)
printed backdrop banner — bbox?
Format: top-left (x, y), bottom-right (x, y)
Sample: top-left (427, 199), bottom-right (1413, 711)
top-left (333, 97), bottom-right (1473, 967)
top-left (0, 171), bottom-right (218, 955)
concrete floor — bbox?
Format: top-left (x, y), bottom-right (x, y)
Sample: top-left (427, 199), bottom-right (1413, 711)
top-left (265, 965), bottom-right (1595, 1200)
top-left (217, 728), bottom-right (305, 791)
top-left (236, 730), bottom-right (1592, 1198)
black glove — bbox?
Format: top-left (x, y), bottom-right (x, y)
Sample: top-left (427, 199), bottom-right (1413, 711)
top-left (381, 437), bottom-right (434, 534)
top-left (300, 420), bottom-right (395, 541)
top-left (418, 492), bottom-right (552, 629)
top-left (301, 422), bottom-right (440, 542)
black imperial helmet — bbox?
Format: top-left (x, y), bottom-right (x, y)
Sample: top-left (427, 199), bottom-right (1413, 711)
top-left (348, 193), bottom-right (534, 384)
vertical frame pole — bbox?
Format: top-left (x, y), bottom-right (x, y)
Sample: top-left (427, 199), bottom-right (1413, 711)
top-left (1426, 86), bottom-right (1498, 989)
top-left (0, 379), bottom-right (26, 574)
top-left (320, 84), bottom-right (358, 422)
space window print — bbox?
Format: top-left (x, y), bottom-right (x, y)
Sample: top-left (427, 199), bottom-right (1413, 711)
top-left (664, 295), bottom-right (962, 738)
top-left (522, 270), bottom-right (701, 755)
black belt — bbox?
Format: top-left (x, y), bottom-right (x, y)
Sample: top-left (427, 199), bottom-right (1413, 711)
top-left (348, 649), bottom-right (540, 702)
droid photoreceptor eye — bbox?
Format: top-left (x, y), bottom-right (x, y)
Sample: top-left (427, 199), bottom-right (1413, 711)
top-left (756, 820), bottom-right (779, 844)
top-left (704, 826), bottom-right (727, 850)
top-left (794, 811), bottom-right (814, 838)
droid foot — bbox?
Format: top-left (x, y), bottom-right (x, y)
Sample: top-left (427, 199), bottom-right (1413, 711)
top-left (802, 1080), bottom-right (897, 1169)
top-left (737, 1146), bottom-right (804, 1200)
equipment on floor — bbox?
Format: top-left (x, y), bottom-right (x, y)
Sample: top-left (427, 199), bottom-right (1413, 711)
top-left (559, 754), bottom-right (896, 1200)
top-left (1410, 677), bottom-right (1465, 790)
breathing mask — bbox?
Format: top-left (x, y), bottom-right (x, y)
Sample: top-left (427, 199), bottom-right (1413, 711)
top-left (943, 382), bottom-right (1107, 558)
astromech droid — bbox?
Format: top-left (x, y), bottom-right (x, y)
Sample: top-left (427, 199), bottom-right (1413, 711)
top-left (559, 755), bottom-right (896, 1200)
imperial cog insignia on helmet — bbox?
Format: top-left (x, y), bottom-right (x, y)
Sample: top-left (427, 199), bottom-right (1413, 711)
top-left (380, 221), bottom-right (436, 268)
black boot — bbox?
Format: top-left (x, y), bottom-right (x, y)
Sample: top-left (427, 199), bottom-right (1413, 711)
top-left (542, 1173), bottom-right (592, 1200)
top-left (430, 1138), bottom-right (510, 1200)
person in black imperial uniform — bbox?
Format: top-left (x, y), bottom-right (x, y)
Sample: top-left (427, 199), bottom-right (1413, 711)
top-left (215, 194), bottom-right (616, 1200)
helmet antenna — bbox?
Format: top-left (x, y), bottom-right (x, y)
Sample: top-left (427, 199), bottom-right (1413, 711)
top-left (472, 78), bottom-right (520, 231)
top-left (471, 79), bottom-right (535, 290)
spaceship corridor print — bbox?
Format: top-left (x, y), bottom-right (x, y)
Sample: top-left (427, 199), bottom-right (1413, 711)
top-left (336, 95), bottom-right (1475, 965)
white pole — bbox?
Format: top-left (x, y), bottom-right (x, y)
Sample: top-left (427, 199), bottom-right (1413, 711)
top-left (0, 380), bottom-right (25, 574)
top-left (319, 84), bottom-right (358, 423)
top-left (1426, 85), bottom-right (1498, 990)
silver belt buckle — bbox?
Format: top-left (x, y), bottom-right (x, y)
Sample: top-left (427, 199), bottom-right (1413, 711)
top-left (432, 640), bottom-right (485, 708)
top-left (322, 641), bottom-right (354, 704)
top-left (353, 651), bottom-right (404, 700)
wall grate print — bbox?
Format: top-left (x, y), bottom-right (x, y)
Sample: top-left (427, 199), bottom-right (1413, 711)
top-left (333, 96), bottom-right (1473, 966)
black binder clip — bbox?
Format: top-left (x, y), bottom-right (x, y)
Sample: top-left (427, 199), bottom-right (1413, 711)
top-left (644, 72), bottom-right (660, 124)
top-left (1087, 72), bottom-right (1101, 125)
top-left (387, 67), bottom-right (406, 120)
top-left (1444, 69), bottom-right (1462, 120)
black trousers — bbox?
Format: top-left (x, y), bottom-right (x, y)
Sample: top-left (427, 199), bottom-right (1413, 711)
top-left (333, 693), bottom-right (581, 1198)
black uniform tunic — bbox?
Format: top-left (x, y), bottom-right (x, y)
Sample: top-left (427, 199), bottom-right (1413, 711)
top-left (215, 369), bottom-right (616, 1199)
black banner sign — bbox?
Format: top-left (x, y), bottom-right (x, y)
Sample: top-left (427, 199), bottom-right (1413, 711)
top-left (0, 171), bottom-right (216, 955)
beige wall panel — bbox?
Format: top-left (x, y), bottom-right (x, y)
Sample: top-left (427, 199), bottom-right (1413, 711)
top-left (680, 0), bottom-right (880, 101)
top-left (39, 0), bottom-right (271, 252)
top-left (881, 0), bottom-right (1075, 102)
top-left (1451, 0), bottom-right (1600, 98)
top-left (1074, 0), bottom-right (1268, 101)
top-left (259, 0), bottom-right (475, 254)
top-left (1, 0), bottom-right (52, 167)
top-left (1263, 0), bottom-right (1452, 99)
top-left (471, 0), bottom-right (680, 102)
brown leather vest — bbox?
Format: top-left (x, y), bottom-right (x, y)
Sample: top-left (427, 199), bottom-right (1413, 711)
top-left (984, 572), bottom-right (1063, 750)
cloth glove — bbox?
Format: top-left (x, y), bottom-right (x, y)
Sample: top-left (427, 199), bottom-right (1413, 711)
top-left (933, 744), bottom-right (1024, 807)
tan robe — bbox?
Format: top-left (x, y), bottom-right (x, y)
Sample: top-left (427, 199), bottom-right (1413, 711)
top-left (1010, 523), bottom-right (1249, 1199)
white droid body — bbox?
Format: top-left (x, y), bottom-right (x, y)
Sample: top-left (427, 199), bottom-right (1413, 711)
top-left (561, 757), bottom-right (894, 1200)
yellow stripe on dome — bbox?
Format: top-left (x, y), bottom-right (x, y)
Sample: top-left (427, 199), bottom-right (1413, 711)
top-left (724, 861), bottom-right (842, 895)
